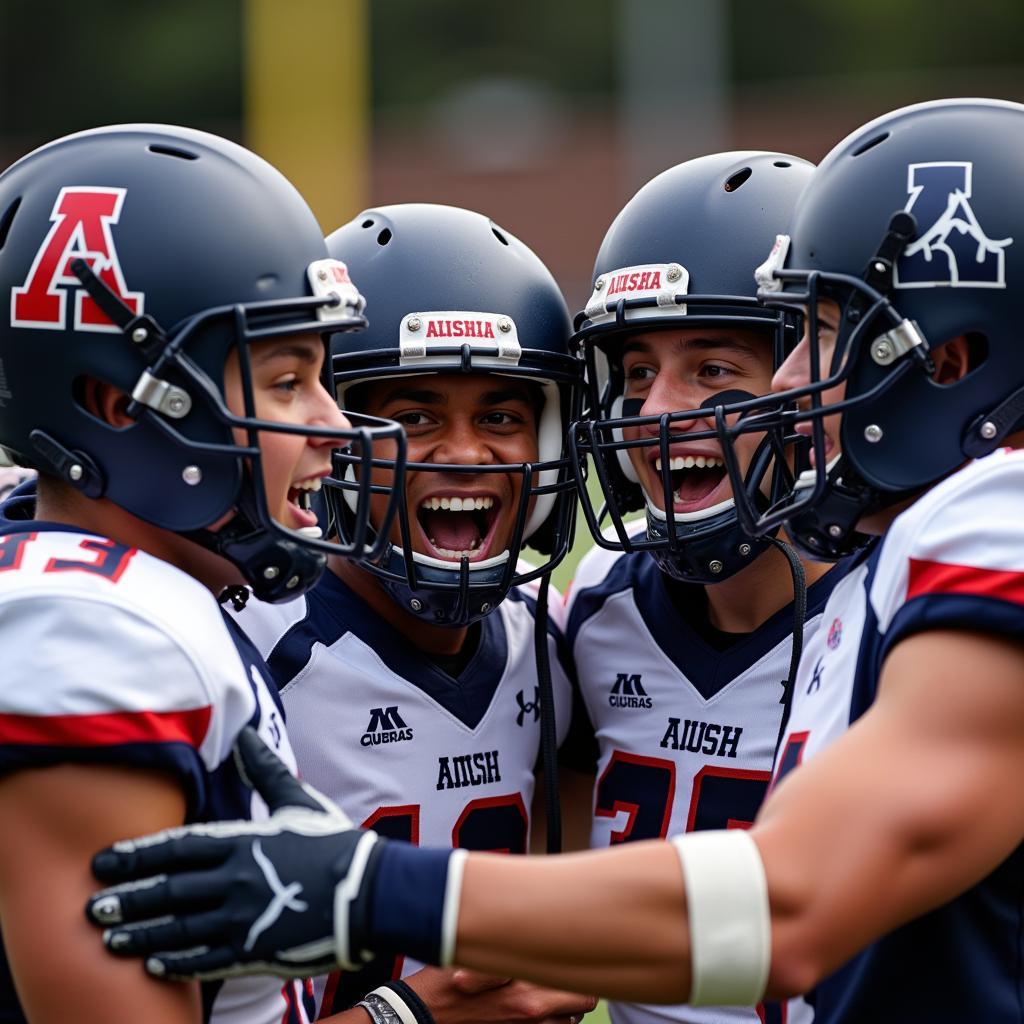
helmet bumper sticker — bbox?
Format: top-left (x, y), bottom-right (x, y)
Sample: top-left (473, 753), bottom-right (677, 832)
top-left (754, 234), bottom-right (791, 293)
top-left (584, 262), bottom-right (689, 322)
top-left (398, 311), bottom-right (522, 367)
top-left (11, 186), bottom-right (144, 333)
top-left (308, 259), bottom-right (366, 321)
top-left (894, 162), bottom-right (1013, 289)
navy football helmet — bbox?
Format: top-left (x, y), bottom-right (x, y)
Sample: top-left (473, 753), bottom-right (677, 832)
top-left (726, 98), bottom-right (1024, 559)
top-left (327, 203), bottom-right (582, 626)
top-left (571, 152), bottom-right (813, 582)
top-left (0, 124), bottom-right (403, 600)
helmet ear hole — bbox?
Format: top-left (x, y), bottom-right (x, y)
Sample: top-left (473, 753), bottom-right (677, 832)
top-left (724, 167), bottom-right (752, 192)
top-left (931, 332), bottom-right (988, 388)
top-left (147, 144), bottom-right (198, 162)
top-left (851, 131), bottom-right (889, 157)
top-left (377, 228), bottom-right (392, 246)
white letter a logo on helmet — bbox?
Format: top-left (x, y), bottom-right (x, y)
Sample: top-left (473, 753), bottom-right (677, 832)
top-left (11, 186), bottom-right (144, 332)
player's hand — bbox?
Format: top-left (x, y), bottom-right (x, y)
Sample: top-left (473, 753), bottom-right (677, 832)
top-left (85, 726), bottom-right (382, 979)
top-left (409, 966), bottom-right (598, 1024)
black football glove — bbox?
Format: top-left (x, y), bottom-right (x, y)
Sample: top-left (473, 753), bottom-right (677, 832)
top-left (86, 727), bottom-right (383, 980)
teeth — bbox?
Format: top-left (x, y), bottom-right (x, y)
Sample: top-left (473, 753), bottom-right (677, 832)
top-left (654, 456), bottom-right (725, 471)
top-left (293, 478), bottom-right (323, 492)
top-left (420, 496), bottom-right (495, 511)
top-left (428, 536), bottom-right (485, 559)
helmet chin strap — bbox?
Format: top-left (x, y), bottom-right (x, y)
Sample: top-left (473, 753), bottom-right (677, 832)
top-left (182, 473), bottom-right (326, 605)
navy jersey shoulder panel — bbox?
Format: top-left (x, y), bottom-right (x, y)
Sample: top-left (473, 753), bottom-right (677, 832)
top-left (565, 550), bottom-right (647, 649)
top-left (811, 840), bottom-right (1024, 1023)
top-left (846, 544), bottom-right (886, 726)
top-left (222, 611), bottom-right (288, 721)
top-left (0, 742), bottom-right (208, 819)
top-left (268, 570), bottom-right (510, 730)
top-left (882, 594), bottom-right (1024, 664)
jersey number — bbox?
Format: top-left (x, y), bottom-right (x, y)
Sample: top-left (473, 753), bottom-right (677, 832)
top-left (594, 751), bottom-right (782, 1023)
top-left (0, 533), bottom-right (135, 580)
top-left (594, 750), bottom-right (771, 842)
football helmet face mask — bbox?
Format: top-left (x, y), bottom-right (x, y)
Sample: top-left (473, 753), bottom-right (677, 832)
top-left (722, 98), bottom-right (1024, 560)
top-left (571, 152), bottom-right (813, 583)
top-left (0, 124), bottom-right (404, 600)
top-left (327, 203), bottom-right (582, 627)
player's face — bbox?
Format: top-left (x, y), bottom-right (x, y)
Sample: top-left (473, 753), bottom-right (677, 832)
top-left (620, 327), bottom-right (773, 514)
top-left (352, 373), bottom-right (540, 562)
top-left (223, 334), bottom-right (351, 533)
top-left (771, 298), bottom-right (844, 467)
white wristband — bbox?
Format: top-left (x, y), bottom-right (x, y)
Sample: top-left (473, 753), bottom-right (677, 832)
top-left (367, 987), bottom-right (418, 1024)
top-left (439, 848), bottom-right (469, 966)
top-left (672, 830), bottom-right (771, 1006)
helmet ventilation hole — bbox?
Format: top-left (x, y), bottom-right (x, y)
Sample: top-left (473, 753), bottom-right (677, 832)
top-left (491, 226), bottom-right (509, 245)
top-left (148, 144), bottom-right (198, 161)
top-left (724, 167), bottom-right (752, 192)
top-left (852, 132), bottom-right (889, 157)
top-left (377, 228), bottom-right (392, 245)
top-left (773, 160), bottom-right (791, 168)
top-left (0, 197), bottom-right (21, 252)
top-left (361, 219), bottom-right (374, 228)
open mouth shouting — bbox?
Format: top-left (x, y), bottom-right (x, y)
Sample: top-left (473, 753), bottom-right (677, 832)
top-left (416, 492), bottom-right (503, 561)
top-left (284, 474), bottom-right (326, 538)
top-left (650, 452), bottom-right (729, 514)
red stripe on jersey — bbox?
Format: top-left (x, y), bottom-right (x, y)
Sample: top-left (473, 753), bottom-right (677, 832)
top-left (0, 706), bottom-right (212, 749)
top-left (907, 558), bottom-right (1024, 605)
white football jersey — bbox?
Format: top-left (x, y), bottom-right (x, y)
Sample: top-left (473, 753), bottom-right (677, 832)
top-left (565, 543), bottom-right (848, 1024)
top-left (774, 450), bottom-right (1024, 1024)
top-left (236, 567), bottom-right (572, 1015)
top-left (0, 503), bottom-right (314, 1024)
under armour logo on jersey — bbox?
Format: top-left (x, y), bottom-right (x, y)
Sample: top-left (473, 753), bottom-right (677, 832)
top-left (243, 839), bottom-right (308, 952)
top-left (609, 672), bottom-right (652, 709)
top-left (515, 687), bottom-right (539, 727)
top-left (11, 186), bottom-right (144, 331)
top-left (895, 163), bottom-right (1013, 289)
top-left (806, 656), bottom-right (824, 695)
top-left (360, 706), bottom-right (413, 747)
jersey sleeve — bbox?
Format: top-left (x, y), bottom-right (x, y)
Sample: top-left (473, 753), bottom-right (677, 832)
top-left (0, 592), bottom-right (249, 817)
top-left (874, 453), bottom-right (1024, 660)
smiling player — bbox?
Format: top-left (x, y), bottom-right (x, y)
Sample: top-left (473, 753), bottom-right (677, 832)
top-left (0, 123), bottom-right (403, 1024)
top-left (232, 204), bottom-right (593, 1024)
top-left (561, 153), bottom-right (848, 1024)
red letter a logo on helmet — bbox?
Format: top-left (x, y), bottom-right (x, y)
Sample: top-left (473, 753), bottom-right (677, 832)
top-left (11, 187), bottom-right (144, 332)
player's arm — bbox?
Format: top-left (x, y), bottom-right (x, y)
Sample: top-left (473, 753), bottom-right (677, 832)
top-left (0, 762), bottom-right (198, 1024)
top-left (752, 627), bottom-right (1024, 994)
top-left (92, 631), bottom-right (1024, 1009)
top-left (457, 626), bottom-right (1024, 999)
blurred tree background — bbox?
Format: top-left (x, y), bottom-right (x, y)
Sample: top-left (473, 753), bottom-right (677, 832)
top-left (2, 0), bottom-right (1022, 587)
